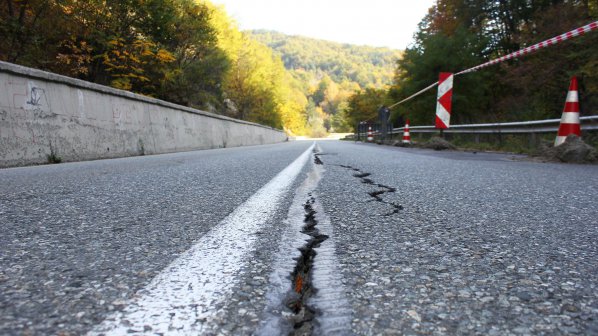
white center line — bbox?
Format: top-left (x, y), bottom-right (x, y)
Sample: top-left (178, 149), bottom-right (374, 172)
top-left (89, 143), bottom-right (314, 335)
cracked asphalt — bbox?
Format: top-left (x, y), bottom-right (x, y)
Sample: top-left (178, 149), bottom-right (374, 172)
top-left (315, 141), bottom-right (598, 335)
top-left (1, 140), bottom-right (597, 335)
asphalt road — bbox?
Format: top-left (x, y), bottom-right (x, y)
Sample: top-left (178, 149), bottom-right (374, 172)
top-left (1, 140), bottom-right (597, 335)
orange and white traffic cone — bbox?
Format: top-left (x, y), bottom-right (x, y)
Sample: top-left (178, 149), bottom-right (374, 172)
top-left (367, 126), bottom-right (374, 142)
top-left (555, 77), bottom-right (581, 146)
top-left (402, 120), bottom-right (411, 144)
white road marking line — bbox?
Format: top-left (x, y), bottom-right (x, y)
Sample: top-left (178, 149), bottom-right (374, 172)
top-left (89, 143), bottom-right (314, 335)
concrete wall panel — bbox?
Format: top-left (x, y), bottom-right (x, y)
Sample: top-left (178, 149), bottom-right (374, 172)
top-left (0, 62), bottom-right (287, 167)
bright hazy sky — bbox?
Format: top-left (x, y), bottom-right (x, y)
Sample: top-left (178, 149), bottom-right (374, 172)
top-left (210, 0), bottom-right (437, 50)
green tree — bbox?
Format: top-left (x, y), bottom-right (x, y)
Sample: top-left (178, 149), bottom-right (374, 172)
top-left (345, 88), bottom-right (392, 130)
top-left (1, 0), bottom-right (73, 66)
top-left (389, 0), bottom-right (597, 127)
top-left (152, 0), bottom-right (228, 110)
top-left (496, 1), bottom-right (598, 120)
top-left (392, 22), bottom-right (490, 125)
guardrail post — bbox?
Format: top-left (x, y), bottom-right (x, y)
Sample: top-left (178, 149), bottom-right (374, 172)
top-left (529, 132), bottom-right (537, 148)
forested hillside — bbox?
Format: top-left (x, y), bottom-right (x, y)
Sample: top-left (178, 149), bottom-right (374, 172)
top-left (345, 0), bottom-right (598, 129)
top-left (251, 31), bottom-right (401, 134)
top-left (251, 30), bottom-right (400, 89)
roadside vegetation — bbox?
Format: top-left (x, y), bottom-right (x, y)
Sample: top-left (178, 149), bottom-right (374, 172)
top-left (0, 0), bottom-right (397, 137)
top-left (348, 0), bottom-right (598, 129)
top-left (2, 1), bottom-right (596, 136)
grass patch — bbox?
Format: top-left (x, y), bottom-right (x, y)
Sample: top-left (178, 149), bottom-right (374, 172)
top-left (47, 152), bottom-right (62, 164)
top-left (47, 143), bottom-right (62, 164)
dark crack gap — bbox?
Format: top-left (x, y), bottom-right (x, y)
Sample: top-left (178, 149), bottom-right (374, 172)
top-left (337, 164), bottom-right (404, 216)
top-left (369, 190), bottom-right (386, 199)
top-left (340, 165), bottom-right (360, 172)
top-left (286, 195), bottom-right (329, 335)
top-left (377, 185), bottom-right (396, 192)
top-left (313, 148), bottom-right (324, 165)
top-left (382, 202), bottom-right (405, 216)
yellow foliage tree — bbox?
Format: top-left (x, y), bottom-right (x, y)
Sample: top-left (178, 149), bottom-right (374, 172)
top-left (101, 37), bottom-right (175, 92)
top-left (203, 1), bottom-right (307, 133)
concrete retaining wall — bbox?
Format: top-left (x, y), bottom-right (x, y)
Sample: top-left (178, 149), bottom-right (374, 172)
top-left (0, 61), bottom-right (287, 168)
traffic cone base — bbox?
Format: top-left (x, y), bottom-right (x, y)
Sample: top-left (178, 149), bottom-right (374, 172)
top-left (402, 120), bottom-right (411, 144)
top-left (367, 126), bottom-right (373, 142)
top-left (555, 77), bottom-right (581, 147)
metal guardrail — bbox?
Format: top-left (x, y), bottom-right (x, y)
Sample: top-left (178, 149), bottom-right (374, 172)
top-left (389, 116), bottom-right (598, 135)
top-left (349, 116), bottom-right (598, 141)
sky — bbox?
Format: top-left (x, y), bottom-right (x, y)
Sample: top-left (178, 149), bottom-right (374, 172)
top-left (209, 0), bottom-right (437, 50)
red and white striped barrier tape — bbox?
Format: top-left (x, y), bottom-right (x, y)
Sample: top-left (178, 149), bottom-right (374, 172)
top-left (388, 81), bottom-right (438, 109)
top-left (457, 21), bottom-right (598, 75)
top-left (388, 21), bottom-right (598, 109)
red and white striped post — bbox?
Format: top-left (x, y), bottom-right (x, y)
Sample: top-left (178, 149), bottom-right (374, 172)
top-left (435, 73), bottom-right (454, 130)
top-left (555, 77), bottom-right (581, 146)
top-left (402, 120), bottom-right (411, 144)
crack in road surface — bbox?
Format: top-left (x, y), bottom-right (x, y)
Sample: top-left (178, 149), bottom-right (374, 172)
top-left (260, 147), bottom-right (351, 336)
top-left (286, 195), bottom-right (329, 335)
top-left (341, 165), bottom-right (404, 216)
top-left (313, 157), bottom-right (402, 216)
